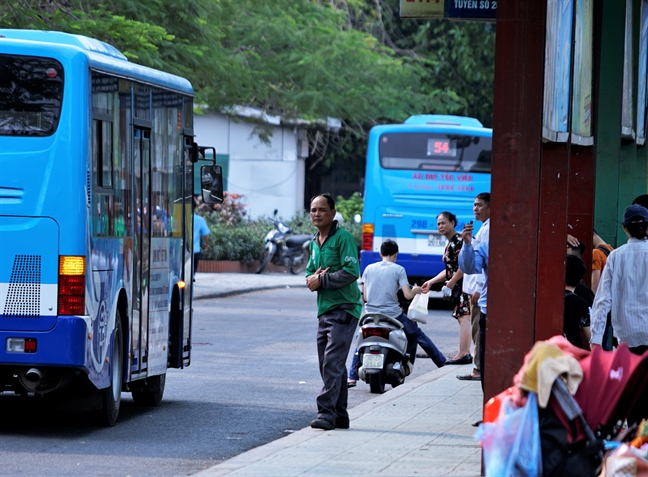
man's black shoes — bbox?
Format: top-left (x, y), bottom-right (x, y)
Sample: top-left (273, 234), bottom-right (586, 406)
top-left (310, 417), bottom-right (349, 430)
top-left (310, 418), bottom-right (335, 430)
top-left (335, 417), bottom-right (350, 429)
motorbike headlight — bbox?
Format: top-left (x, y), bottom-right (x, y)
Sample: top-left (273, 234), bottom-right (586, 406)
top-left (278, 223), bottom-right (291, 234)
top-left (265, 230), bottom-right (277, 241)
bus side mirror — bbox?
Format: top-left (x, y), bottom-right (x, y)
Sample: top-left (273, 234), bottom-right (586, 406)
top-left (201, 165), bottom-right (223, 204)
top-left (191, 142), bottom-right (199, 163)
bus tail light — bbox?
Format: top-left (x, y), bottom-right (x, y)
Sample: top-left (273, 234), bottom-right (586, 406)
top-left (6, 337), bottom-right (37, 353)
top-left (362, 223), bottom-right (374, 251)
top-left (58, 256), bottom-right (86, 315)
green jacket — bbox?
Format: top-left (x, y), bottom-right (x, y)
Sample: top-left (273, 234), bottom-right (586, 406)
top-left (306, 222), bottom-right (362, 319)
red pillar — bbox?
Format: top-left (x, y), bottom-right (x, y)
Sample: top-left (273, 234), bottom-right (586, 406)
top-left (487, 0), bottom-right (548, 400)
top-left (488, 1), bottom-right (599, 401)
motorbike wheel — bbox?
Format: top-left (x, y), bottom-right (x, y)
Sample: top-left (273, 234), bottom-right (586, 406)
top-left (255, 243), bottom-right (275, 274)
top-left (288, 258), bottom-right (307, 275)
top-left (369, 373), bottom-right (386, 394)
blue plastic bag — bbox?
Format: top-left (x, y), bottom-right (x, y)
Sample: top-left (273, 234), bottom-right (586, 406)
top-left (475, 392), bottom-right (542, 477)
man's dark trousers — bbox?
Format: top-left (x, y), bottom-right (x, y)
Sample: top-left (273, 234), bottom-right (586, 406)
top-left (316, 307), bottom-right (358, 426)
top-left (479, 311), bottom-right (486, 392)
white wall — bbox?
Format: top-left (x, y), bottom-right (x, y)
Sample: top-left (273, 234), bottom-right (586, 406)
top-left (194, 112), bottom-right (306, 220)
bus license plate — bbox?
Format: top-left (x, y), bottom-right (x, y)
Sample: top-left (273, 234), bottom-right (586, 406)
top-left (363, 354), bottom-right (384, 369)
top-left (428, 233), bottom-right (445, 247)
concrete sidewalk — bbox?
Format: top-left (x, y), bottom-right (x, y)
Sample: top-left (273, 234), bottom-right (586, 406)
top-left (192, 271), bottom-right (307, 300)
top-left (191, 272), bottom-right (483, 477)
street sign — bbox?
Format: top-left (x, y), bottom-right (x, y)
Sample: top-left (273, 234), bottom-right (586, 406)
top-left (400, 0), bottom-right (497, 21)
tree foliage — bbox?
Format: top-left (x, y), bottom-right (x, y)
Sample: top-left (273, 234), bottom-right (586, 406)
top-left (1, 0), bottom-right (495, 175)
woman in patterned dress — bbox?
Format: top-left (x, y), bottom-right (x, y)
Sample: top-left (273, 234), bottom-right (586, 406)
top-left (421, 211), bottom-right (472, 364)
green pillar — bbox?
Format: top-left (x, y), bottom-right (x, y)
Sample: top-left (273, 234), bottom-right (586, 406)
top-left (593, 0), bottom-right (648, 246)
top-left (594, 0), bottom-right (625, 246)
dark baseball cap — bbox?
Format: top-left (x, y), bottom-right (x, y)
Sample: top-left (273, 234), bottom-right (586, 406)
top-left (623, 204), bottom-right (648, 225)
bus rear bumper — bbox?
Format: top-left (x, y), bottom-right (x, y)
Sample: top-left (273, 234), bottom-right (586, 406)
top-left (0, 316), bottom-right (87, 368)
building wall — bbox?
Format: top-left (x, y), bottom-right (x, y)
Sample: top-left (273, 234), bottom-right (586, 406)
top-left (194, 112), bottom-right (306, 220)
top-left (595, 0), bottom-right (648, 248)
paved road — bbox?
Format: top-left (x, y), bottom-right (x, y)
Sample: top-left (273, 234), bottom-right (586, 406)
top-left (0, 287), bottom-right (461, 476)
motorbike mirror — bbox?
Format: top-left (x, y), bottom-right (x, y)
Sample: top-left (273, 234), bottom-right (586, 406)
top-left (273, 209), bottom-right (278, 216)
top-left (354, 214), bottom-right (362, 224)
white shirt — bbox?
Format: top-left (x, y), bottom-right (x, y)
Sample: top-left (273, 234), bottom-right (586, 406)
top-left (590, 237), bottom-right (648, 348)
top-left (462, 218), bottom-right (490, 295)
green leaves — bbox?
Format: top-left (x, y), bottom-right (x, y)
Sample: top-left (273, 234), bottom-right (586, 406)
top-left (1, 0), bottom-right (494, 129)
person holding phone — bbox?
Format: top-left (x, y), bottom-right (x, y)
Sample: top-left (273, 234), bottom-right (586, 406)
top-left (457, 193), bottom-right (490, 382)
top-left (458, 193), bottom-right (491, 391)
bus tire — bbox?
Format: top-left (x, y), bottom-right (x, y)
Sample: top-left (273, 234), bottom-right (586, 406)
top-left (99, 314), bottom-right (123, 426)
top-left (131, 373), bottom-right (166, 407)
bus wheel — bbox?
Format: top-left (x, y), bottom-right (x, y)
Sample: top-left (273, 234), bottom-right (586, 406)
top-left (131, 373), bottom-right (166, 407)
top-left (99, 315), bottom-right (123, 426)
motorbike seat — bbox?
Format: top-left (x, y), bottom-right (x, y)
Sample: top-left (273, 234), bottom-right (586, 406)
top-left (286, 235), bottom-right (312, 248)
top-left (360, 313), bottom-right (404, 329)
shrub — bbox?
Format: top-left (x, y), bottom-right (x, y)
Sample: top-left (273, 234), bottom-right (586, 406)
top-left (197, 207), bottom-right (360, 263)
top-left (201, 219), bottom-right (267, 263)
top-left (195, 192), bottom-right (248, 225)
top-left (335, 192), bottom-right (363, 223)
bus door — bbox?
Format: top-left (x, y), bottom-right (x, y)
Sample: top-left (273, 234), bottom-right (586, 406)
top-left (180, 137), bottom-right (194, 367)
top-left (132, 127), bottom-right (151, 376)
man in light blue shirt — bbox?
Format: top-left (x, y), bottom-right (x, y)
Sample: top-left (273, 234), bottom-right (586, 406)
top-left (193, 212), bottom-right (210, 279)
top-left (458, 220), bottom-right (489, 391)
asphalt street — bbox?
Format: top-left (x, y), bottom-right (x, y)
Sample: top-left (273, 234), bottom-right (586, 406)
top-left (0, 285), bottom-right (463, 476)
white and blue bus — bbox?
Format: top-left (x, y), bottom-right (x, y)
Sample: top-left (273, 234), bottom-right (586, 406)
top-left (360, 115), bottom-right (492, 283)
top-left (0, 30), bottom-right (222, 425)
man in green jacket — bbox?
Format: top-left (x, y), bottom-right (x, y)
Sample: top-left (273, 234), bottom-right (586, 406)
top-left (306, 194), bottom-right (362, 431)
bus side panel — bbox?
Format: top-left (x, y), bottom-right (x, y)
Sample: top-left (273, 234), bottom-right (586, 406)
top-left (86, 238), bottom-right (133, 389)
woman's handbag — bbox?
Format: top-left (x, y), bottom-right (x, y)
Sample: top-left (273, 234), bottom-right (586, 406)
top-left (442, 284), bottom-right (462, 303)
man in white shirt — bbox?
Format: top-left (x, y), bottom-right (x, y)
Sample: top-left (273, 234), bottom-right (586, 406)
top-left (457, 192), bottom-right (490, 382)
top-left (590, 204), bottom-right (648, 424)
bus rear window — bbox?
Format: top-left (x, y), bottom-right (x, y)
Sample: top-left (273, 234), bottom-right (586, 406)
top-left (0, 55), bottom-right (64, 136)
top-left (379, 132), bottom-right (492, 173)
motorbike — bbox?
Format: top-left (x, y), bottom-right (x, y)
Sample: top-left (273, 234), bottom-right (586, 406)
top-left (354, 312), bottom-right (412, 394)
top-left (255, 209), bottom-right (312, 275)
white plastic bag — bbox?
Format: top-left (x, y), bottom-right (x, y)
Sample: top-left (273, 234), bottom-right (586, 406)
top-left (407, 292), bottom-right (429, 323)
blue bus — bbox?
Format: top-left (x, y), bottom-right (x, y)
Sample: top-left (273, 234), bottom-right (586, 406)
top-left (360, 115), bottom-right (492, 283)
top-left (0, 30), bottom-right (222, 425)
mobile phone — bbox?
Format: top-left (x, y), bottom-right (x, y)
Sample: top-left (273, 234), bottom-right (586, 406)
top-left (469, 220), bottom-right (473, 225)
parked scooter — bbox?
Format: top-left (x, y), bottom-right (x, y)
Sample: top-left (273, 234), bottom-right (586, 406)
top-left (255, 209), bottom-right (312, 275)
top-left (355, 312), bottom-right (411, 394)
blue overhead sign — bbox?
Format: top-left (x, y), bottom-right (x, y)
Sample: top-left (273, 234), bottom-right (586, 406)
top-left (400, 0), bottom-right (497, 21)
top-left (445, 1), bottom-right (497, 20)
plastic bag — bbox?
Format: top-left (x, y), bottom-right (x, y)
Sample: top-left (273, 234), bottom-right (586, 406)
top-left (600, 444), bottom-right (648, 476)
top-left (476, 391), bottom-right (542, 477)
top-left (407, 292), bottom-right (429, 323)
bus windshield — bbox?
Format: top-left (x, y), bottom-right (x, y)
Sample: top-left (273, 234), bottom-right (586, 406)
top-left (379, 132), bottom-right (492, 173)
top-left (0, 54), bottom-right (64, 136)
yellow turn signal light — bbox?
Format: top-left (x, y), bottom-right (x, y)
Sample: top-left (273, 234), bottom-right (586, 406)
top-left (59, 256), bottom-right (85, 275)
